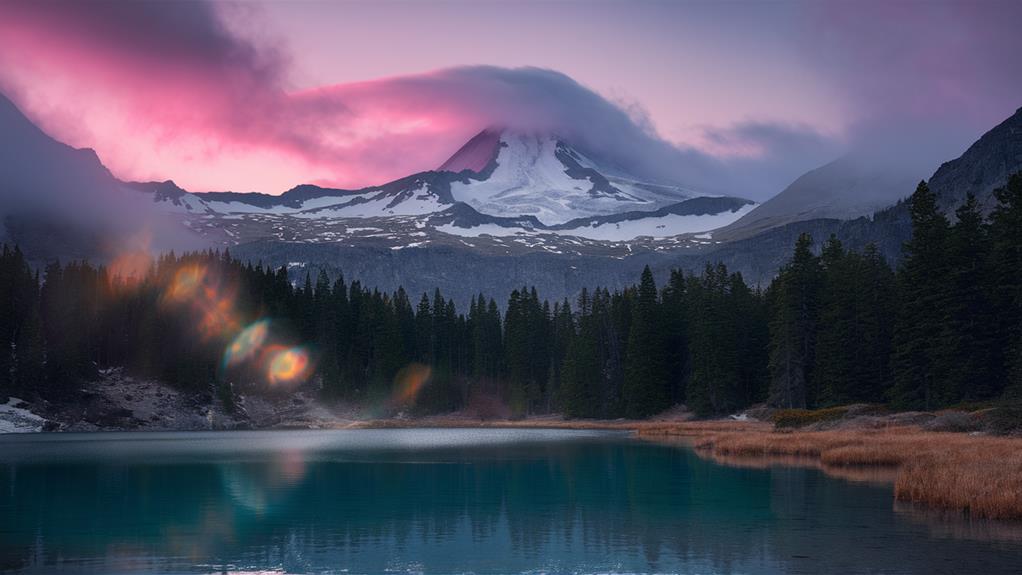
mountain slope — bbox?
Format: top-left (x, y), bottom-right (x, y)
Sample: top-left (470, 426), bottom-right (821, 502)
top-left (722, 106), bottom-right (1022, 242)
top-left (717, 105), bottom-right (1022, 276)
top-left (0, 94), bottom-right (205, 259)
top-left (0, 93), bottom-right (116, 216)
top-left (927, 106), bottom-right (1022, 215)
top-left (716, 154), bottom-right (919, 241)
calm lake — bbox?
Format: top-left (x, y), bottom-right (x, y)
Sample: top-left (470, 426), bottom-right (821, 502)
top-left (1, 428), bottom-right (1021, 574)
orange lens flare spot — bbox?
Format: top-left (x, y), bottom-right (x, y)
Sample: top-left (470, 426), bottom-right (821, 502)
top-left (223, 320), bottom-right (270, 368)
top-left (105, 230), bottom-right (153, 289)
top-left (199, 295), bottom-right (240, 339)
top-left (392, 363), bottom-right (431, 407)
top-left (267, 347), bottom-right (311, 385)
top-left (108, 251), bottom-right (152, 285)
top-left (166, 265), bottom-right (207, 302)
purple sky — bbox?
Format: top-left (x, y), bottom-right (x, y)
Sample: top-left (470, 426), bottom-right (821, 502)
top-left (0, 0), bottom-right (1019, 199)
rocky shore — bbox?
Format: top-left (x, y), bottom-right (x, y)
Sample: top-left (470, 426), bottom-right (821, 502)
top-left (0, 368), bottom-right (359, 433)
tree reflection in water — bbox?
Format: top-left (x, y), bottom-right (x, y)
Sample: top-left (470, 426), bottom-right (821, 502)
top-left (2, 429), bottom-right (1022, 574)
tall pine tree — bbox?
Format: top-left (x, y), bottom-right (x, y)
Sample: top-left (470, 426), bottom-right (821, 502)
top-left (891, 181), bottom-right (954, 409)
top-left (768, 233), bottom-right (821, 408)
top-left (622, 266), bottom-right (669, 417)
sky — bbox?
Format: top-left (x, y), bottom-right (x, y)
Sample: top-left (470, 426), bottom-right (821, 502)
top-left (0, 0), bottom-right (1019, 200)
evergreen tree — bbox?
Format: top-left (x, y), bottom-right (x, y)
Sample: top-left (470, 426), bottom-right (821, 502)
top-left (731, 272), bottom-right (770, 408)
top-left (313, 269), bottom-right (339, 393)
top-left (661, 270), bottom-right (689, 405)
top-left (940, 195), bottom-right (999, 400)
top-left (686, 264), bottom-right (737, 414)
top-left (622, 266), bottom-right (669, 417)
top-left (856, 244), bottom-right (897, 402)
top-left (768, 233), bottom-right (821, 408)
top-left (890, 181), bottom-right (954, 409)
top-left (415, 292), bottom-right (433, 365)
top-left (0, 246), bottom-right (19, 396)
top-left (685, 264), bottom-right (765, 415)
top-left (813, 238), bottom-right (897, 405)
top-left (814, 236), bottom-right (854, 404)
top-left (13, 276), bottom-right (45, 396)
top-left (990, 174), bottom-right (1022, 397)
top-left (558, 289), bottom-right (602, 418)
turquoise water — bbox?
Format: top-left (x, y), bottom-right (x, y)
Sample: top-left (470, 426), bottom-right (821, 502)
top-left (1, 428), bottom-right (1021, 574)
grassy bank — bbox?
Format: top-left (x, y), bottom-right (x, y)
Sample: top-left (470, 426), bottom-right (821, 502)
top-left (355, 411), bottom-right (1022, 521)
top-left (637, 422), bottom-right (1022, 521)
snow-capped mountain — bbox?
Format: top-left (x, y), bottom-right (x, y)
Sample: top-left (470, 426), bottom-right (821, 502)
top-left (6, 84), bottom-right (1020, 307)
top-left (0, 88), bottom-right (755, 264)
top-left (130, 128), bottom-right (755, 246)
top-left (443, 129), bottom-right (703, 225)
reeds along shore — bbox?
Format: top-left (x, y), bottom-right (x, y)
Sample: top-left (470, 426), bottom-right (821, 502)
top-left (637, 423), bottom-right (1022, 521)
top-left (352, 416), bottom-right (1022, 521)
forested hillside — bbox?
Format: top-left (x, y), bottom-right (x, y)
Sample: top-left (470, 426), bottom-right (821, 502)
top-left (2, 175), bottom-right (1020, 418)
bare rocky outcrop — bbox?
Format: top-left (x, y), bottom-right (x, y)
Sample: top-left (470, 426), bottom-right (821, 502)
top-left (18, 368), bottom-right (359, 433)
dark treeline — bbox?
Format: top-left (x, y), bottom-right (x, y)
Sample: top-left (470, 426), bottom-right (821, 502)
top-left (1, 175), bottom-right (1020, 416)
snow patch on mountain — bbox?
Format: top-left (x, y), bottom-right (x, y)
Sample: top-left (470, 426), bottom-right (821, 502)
top-left (437, 202), bottom-right (755, 241)
top-left (554, 202), bottom-right (757, 240)
top-left (293, 184), bottom-right (444, 218)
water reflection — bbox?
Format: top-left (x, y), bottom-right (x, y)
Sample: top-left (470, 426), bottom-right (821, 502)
top-left (1, 429), bottom-right (1021, 574)
top-left (893, 501), bottom-right (1022, 543)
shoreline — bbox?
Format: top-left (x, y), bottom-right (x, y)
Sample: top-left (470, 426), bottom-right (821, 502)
top-left (352, 415), bottom-right (1022, 521)
top-left (5, 397), bottom-right (1022, 522)
top-left (642, 421), bottom-right (1022, 522)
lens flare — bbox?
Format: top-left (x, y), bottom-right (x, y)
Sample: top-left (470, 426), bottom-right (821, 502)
top-left (223, 320), bottom-right (270, 368)
top-left (198, 293), bottom-right (241, 339)
top-left (156, 260), bottom-right (315, 388)
top-left (107, 250), bottom-right (151, 286)
top-left (391, 363), bottom-right (431, 407)
top-left (165, 264), bottom-right (207, 302)
top-left (161, 263), bottom-right (242, 339)
top-left (267, 347), bottom-right (311, 385)
top-left (105, 230), bottom-right (153, 289)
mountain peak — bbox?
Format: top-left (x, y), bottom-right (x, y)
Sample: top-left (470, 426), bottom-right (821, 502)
top-left (438, 127), bottom-right (503, 174)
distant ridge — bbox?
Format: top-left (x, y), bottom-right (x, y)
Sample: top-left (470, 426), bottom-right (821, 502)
top-left (927, 106), bottom-right (1022, 215)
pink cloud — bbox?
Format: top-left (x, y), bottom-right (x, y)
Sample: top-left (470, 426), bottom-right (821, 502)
top-left (0, 1), bottom-right (839, 198)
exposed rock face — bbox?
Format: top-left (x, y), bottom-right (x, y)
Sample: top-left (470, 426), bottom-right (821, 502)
top-left (25, 368), bottom-right (358, 432)
top-left (927, 107), bottom-right (1022, 215)
top-left (438, 128), bottom-right (502, 173)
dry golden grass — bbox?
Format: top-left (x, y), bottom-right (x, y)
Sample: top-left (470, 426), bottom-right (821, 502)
top-left (896, 442), bottom-right (1022, 521)
top-left (636, 422), bottom-right (1022, 520)
top-left (353, 415), bottom-right (1022, 520)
